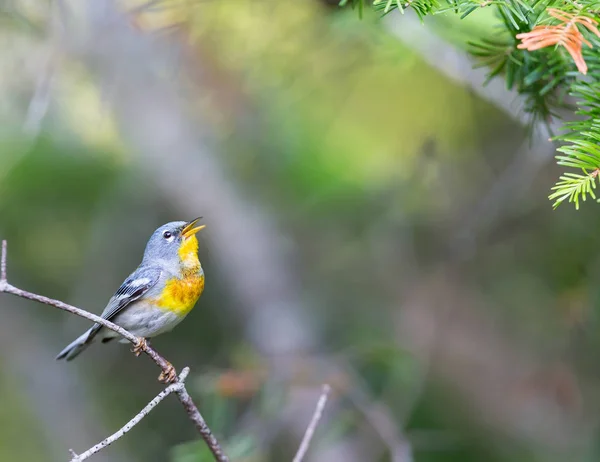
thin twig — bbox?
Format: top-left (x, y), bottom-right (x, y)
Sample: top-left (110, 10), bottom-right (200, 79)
top-left (3, 284), bottom-right (138, 342)
top-left (292, 384), bottom-right (331, 462)
top-left (0, 240), bottom-right (229, 462)
top-left (176, 385), bottom-right (230, 462)
top-left (0, 242), bottom-right (135, 341)
top-left (70, 368), bottom-right (190, 462)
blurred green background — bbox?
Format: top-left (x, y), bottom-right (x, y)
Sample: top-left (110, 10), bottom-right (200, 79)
top-left (1, 1), bottom-right (599, 461)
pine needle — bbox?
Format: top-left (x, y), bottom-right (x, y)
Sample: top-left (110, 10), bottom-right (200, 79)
top-left (516, 9), bottom-right (600, 74)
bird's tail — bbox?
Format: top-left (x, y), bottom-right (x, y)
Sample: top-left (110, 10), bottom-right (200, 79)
top-left (56, 327), bottom-right (96, 361)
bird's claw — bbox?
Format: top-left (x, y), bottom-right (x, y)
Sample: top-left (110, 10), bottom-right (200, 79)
top-left (159, 362), bottom-right (177, 384)
top-left (131, 338), bottom-right (176, 383)
top-left (132, 338), bottom-right (148, 357)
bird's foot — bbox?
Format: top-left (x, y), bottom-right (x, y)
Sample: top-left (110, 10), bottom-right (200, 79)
top-left (159, 361), bottom-right (177, 384)
top-left (132, 338), bottom-right (148, 357)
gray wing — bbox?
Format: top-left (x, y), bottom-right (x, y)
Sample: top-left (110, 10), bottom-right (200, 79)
top-left (87, 266), bottom-right (161, 339)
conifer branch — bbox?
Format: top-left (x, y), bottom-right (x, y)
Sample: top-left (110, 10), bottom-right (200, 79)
top-left (548, 170), bottom-right (599, 209)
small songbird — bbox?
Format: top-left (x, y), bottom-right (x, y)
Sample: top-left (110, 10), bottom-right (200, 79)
top-left (56, 218), bottom-right (206, 382)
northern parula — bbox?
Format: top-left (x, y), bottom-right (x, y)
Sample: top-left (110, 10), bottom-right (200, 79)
top-left (56, 218), bottom-right (206, 376)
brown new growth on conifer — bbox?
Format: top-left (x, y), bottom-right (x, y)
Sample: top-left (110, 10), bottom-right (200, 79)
top-left (516, 9), bottom-right (600, 75)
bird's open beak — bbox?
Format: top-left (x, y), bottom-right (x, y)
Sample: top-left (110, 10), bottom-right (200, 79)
top-left (181, 217), bottom-right (205, 239)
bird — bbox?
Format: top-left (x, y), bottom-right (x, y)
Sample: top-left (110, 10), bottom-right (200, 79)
top-left (56, 218), bottom-right (206, 382)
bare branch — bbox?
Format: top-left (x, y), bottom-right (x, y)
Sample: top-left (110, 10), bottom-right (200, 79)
top-left (292, 384), bottom-right (331, 462)
top-left (70, 368), bottom-right (190, 462)
top-left (0, 240), bottom-right (229, 462)
top-left (2, 283), bottom-right (137, 342)
top-left (175, 385), bottom-right (230, 462)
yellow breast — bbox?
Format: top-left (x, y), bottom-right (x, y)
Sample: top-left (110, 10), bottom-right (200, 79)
top-left (156, 274), bottom-right (205, 316)
top-left (156, 234), bottom-right (204, 316)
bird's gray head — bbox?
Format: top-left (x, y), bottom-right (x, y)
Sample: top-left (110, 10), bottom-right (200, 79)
top-left (142, 218), bottom-right (205, 264)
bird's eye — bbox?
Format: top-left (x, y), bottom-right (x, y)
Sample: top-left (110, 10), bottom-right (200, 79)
top-left (163, 231), bottom-right (172, 239)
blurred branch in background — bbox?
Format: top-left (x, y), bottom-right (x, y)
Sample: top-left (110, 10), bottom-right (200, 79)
top-left (21, 0), bottom-right (63, 137)
top-left (343, 363), bottom-right (415, 462)
top-left (22, 57), bottom-right (54, 136)
top-left (292, 384), bottom-right (331, 462)
top-left (0, 240), bottom-right (229, 462)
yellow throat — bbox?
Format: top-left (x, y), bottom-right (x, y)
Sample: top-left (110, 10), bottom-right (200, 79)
top-left (156, 235), bottom-right (204, 316)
